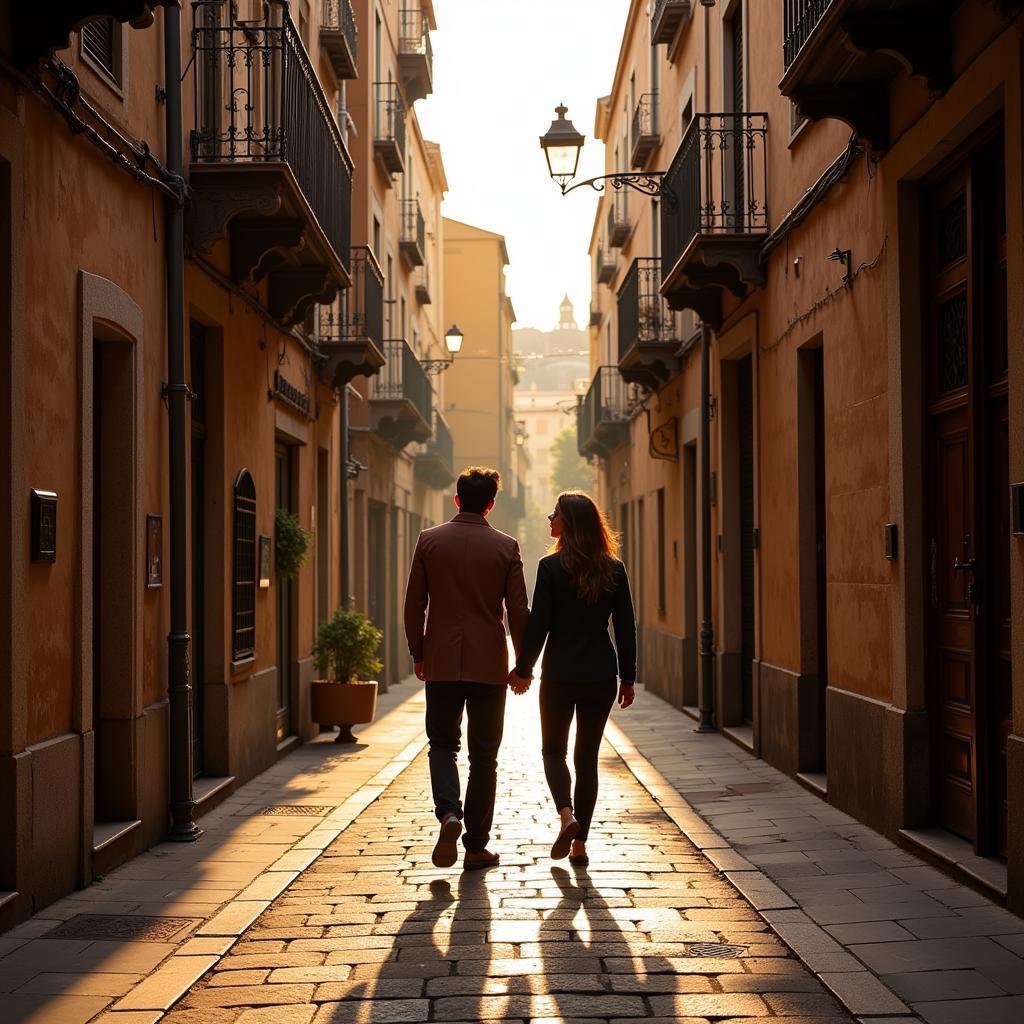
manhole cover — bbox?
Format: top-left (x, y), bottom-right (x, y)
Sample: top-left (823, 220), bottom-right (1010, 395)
top-left (687, 942), bottom-right (746, 958)
top-left (258, 804), bottom-right (334, 816)
top-left (48, 915), bottom-right (198, 941)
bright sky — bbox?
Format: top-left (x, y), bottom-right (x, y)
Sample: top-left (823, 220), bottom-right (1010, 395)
top-left (416, 0), bottom-right (631, 332)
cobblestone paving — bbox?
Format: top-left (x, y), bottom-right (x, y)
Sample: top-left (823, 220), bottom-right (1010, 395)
top-left (160, 697), bottom-right (853, 1023)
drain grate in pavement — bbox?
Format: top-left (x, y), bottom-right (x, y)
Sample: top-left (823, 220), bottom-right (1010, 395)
top-left (687, 942), bottom-right (747, 958)
top-left (47, 915), bottom-right (199, 941)
top-left (258, 804), bottom-right (335, 816)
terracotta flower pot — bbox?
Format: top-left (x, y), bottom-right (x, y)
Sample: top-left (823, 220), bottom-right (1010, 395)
top-left (311, 680), bottom-right (378, 743)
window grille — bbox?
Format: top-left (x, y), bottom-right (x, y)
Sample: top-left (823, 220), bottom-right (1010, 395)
top-left (232, 469), bottom-right (257, 661)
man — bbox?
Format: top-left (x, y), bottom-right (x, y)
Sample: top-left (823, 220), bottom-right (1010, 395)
top-left (404, 467), bottom-right (530, 870)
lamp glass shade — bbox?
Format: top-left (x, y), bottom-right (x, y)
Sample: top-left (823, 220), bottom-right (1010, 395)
top-left (540, 104), bottom-right (584, 187)
top-left (444, 324), bottom-right (464, 354)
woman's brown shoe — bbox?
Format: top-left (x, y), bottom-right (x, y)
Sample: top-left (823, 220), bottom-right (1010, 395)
top-left (551, 817), bottom-right (579, 860)
top-left (568, 839), bottom-right (589, 866)
top-left (432, 814), bottom-right (462, 868)
top-left (463, 849), bottom-right (500, 871)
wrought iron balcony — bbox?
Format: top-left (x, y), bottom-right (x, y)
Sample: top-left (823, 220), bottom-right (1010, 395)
top-left (414, 410), bottom-right (454, 488)
top-left (398, 7), bottom-right (433, 103)
top-left (317, 247), bottom-right (385, 388)
top-left (370, 338), bottom-right (433, 449)
top-left (374, 81), bottom-right (407, 178)
top-left (589, 304), bottom-right (602, 328)
top-left (414, 265), bottom-right (431, 305)
top-left (578, 366), bottom-right (630, 458)
top-left (659, 112), bottom-right (768, 327)
top-left (618, 257), bottom-right (679, 389)
top-left (651, 0), bottom-right (691, 45)
top-left (188, 1), bottom-right (353, 327)
top-left (607, 191), bottom-right (631, 248)
top-left (631, 93), bottom-right (660, 169)
top-left (780, 0), bottom-right (955, 150)
top-left (400, 198), bottom-right (426, 269)
top-left (320, 0), bottom-right (357, 80)
top-left (596, 244), bottom-right (617, 286)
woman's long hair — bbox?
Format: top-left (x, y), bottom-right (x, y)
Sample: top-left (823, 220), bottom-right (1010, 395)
top-left (553, 491), bottom-right (620, 604)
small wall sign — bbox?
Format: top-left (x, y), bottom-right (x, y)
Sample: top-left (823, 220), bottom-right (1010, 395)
top-left (649, 416), bottom-right (679, 462)
top-left (30, 489), bottom-right (57, 563)
top-left (259, 535), bottom-right (272, 588)
top-left (146, 515), bottom-right (163, 588)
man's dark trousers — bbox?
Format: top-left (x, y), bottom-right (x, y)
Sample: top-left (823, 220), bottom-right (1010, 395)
top-left (425, 681), bottom-right (506, 852)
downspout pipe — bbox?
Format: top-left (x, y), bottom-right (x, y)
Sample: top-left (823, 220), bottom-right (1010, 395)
top-left (696, 0), bottom-right (717, 733)
top-left (339, 384), bottom-right (352, 607)
top-left (164, 3), bottom-right (201, 840)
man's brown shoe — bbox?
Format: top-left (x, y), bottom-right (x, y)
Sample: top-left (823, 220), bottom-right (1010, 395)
top-left (463, 849), bottom-right (500, 871)
top-left (432, 814), bottom-right (462, 868)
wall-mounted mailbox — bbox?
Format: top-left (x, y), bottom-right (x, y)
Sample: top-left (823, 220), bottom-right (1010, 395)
top-left (30, 489), bottom-right (57, 563)
top-left (884, 522), bottom-right (898, 561)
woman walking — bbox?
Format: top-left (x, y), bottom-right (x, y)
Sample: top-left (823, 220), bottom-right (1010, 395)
top-left (509, 491), bottom-right (636, 865)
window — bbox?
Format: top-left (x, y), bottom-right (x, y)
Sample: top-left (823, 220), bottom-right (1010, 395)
top-left (657, 487), bottom-right (666, 614)
top-left (372, 216), bottom-right (381, 258)
top-left (81, 17), bottom-right (123, 89)
top-left (232, 469), bottom-right (257, 661)
top-left (790, 100), bottom-right (807, 138)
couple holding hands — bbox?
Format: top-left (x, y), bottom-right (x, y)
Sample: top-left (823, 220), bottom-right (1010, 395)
top-left (404, 467), bottom-right (636, 871)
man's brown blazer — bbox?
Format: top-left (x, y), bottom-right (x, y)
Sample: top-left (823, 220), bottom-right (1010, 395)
top-left (404, 512), bottom-right (530, 685)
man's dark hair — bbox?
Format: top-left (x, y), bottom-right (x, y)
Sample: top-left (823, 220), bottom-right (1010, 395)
top-left (456, 467), bottom-right (501, 514)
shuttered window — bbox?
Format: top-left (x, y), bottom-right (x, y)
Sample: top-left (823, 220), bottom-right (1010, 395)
top-left (232, 470), bottom-right (257, 661)
top-left (81, 18), bottom-right (122, 87)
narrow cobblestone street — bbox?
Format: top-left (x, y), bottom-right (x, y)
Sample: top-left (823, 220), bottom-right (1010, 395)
top-left (155, 694), bottom-right (851, 1024)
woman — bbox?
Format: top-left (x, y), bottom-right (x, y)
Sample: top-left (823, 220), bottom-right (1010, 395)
top-left (509, 491), bottom-right (636, 865)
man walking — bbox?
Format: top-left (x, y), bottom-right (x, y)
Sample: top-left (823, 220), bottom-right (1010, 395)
top-left (404, 467), bottom-right (530, 870)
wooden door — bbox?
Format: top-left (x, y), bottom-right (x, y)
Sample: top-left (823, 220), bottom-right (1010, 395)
top-left (738, 355), bottom-right (755, 723)
top-left (275, 443), bottom-right (295, 741)
top-left (925, 129), bottom-right (1009, 854)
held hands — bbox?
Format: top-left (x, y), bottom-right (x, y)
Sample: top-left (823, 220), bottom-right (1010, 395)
top-left (507, 669), bottom-right (532, 695)
top-left (617, 682), bottom-right (635, 709)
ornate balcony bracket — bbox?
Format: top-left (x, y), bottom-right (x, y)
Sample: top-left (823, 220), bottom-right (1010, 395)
top-left (794, 83), bottom-right (890, 151)
top-left (229, 217), bottom-right (306, 285)
top-left (9, 2), bottom-right (178, 69)
top-left (663, 286), bottom-right (723, 331)
top-left (316, 339), bottom-right (386, 390)
top-left (683, 241), bottom-right (765, 298)
top-left (841, 14), bottom-right (953, 95)
top-left (268, 265), bottom-right (339, 328)
top-left (619, 355), bottom-right (678, 392)
top-left (186, 178), bottom-right (282, 254)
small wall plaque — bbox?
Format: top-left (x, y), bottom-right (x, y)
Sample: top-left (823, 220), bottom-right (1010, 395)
top-left (1012, 484), bottom-right (1024, 536)
top-left (30, 489), bottom-right (57, 563)
top-left (259, 535), bottom-right (272, 588)
top-left (884, 522), bottom-right (898, 561)
top-left (146, 515), bottom-right (163, 588)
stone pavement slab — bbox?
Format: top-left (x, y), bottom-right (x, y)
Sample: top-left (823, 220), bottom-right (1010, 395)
top-left (0, 681), bottom-right (426, 1024)
top-left (608, 687), bottom-right (1024, 1024)
top-left (146, 693), bottom-right (850, 1023)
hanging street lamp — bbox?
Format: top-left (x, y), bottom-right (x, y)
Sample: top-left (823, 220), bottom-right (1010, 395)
top-left (421, 323), bottom-right (464, 375)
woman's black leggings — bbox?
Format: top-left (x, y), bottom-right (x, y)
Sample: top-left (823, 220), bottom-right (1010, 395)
top-left (539, 677), bottom-right (617, 843)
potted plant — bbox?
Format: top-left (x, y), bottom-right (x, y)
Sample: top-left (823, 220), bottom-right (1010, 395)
top-left (275, 508), bottom-right (312, 579)
top-left (310, 607), bottom-right (383, 743)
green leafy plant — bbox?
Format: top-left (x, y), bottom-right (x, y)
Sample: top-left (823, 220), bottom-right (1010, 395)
top-left (274, 508), bottom-right (312, 580)
top-left (312, 608), bottom-right (383, 684)
top-left (550, 426), bottom-right (594, 494)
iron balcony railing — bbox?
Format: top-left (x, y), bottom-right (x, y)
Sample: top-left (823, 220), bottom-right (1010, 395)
top-left (618, 257), bottom-right (675, 361)
top-left (320, 246), bottom-right (384, 344)
top-left (631, 92), bottom-right (658, 151)
top-left (399, 8), bottom-right (433, 67)
top-left (401, 198), bottom-right (426, 259)
top-left (375, 80), bottom-right (407, 152)
top-left (784, 0), bottom-right (837, 69)
top-left (659, 112), bottom-right (769, 281)
top-left (374, 338), bottom-right (432, 426)
top-left (578, 366), bottom-right (630, 456)
top-left (321, 0), bottom-right (357, 67)
top-left (191, 1), bottom-right (352, 270)
top-left (425, 409), bottom-right (453, 475)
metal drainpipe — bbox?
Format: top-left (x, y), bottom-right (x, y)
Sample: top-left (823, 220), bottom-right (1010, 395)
top-left (339, 384), bottom-right (351, 607)
top-left (164, 4), bottom-right (201, 839)
top-left (696, 0), bottom-right (717, 733)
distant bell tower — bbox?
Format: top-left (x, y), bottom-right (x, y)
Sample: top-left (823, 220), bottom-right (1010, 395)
top-left (557, 293), bottom-right (577, 330)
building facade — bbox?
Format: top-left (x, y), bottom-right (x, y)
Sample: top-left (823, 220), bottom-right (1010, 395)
top-left (582, 0), bottom-right (1024, 911)
top-left (0, 0), bottom-right (451, 927)
top-left (443, 218), bottom-right (526, 538)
